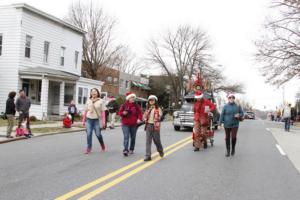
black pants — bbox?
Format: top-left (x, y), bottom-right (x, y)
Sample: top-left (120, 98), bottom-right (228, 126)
top-left (70, 113), bottom-right (75, 124)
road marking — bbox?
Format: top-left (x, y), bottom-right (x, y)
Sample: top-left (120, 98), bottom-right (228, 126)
top-left (55, 136), bottom-right (191, 200)
top-left (78, 139), bottom-right (192, 200)
top-left (276, 144), bottom-right (286, 156)
top-left (266, 128), bottom-right (270, 132)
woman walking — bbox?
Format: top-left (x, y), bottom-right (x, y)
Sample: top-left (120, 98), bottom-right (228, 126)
top-left (119, 92), bottom-right (142, 157)
top-left (220, 94), bottom-right (244, 157)
top-left (5, 91), bottom-right (16, 138)
top-left (143, 95), bottom-right (164, 161)
top-left (193, 91), bottom-right (216, 151)
top-left (83, 88), bottom-right (106, 154)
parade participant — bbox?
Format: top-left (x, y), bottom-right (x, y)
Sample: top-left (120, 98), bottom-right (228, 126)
top-left (193, 91), bottom-right (216, 151)
top-left (83, 88), bottom-right (106, 154)
top-left (119, 92), bottom-right (143, 157)
top-left (143, 95), bottom-right (164, 161)
top-left (220, 93), bottom-right (244, 157)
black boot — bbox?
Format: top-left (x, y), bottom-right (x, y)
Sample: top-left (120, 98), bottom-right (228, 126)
top-left (231, 138), bottom-right (236, 156)
top-left (225, 138), bottom-right (230, 157)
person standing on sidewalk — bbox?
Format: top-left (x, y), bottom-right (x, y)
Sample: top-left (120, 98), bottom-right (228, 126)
top-left (83, 88), bottom-right (106, 154)
top-left (220, 94), bottom-right (244, 157)
top-left (16, 89), bottom-right (33, 137)
top-left (193, 91), bottom-right (216, 151)
top-left (5, 91), bottom-right (16, 138)
top-left (119, 92), bottom-right (143, 157)
top-left (282, 103), bottom-right (292, 132)
top-left (107, 96), bottom-right (118, 129)
top-left (143, 95), bottom-right (164, 161)
top-left (68, 100), bottom-right (77, 124)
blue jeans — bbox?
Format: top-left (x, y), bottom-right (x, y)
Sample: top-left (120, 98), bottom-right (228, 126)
top-left (86, 118), bottom-right (104, 149)
top-left (284, 117), bottom-right (291, 131)
top-left (122, 125), bottom-right (137, 152)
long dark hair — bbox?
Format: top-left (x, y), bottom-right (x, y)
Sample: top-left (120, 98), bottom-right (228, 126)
top-left (147, 99), bottom-right (159, 110)
top-left (8, 91), bottom-right (16, 99)
top-left (89, 88), bottom-right (100, 99)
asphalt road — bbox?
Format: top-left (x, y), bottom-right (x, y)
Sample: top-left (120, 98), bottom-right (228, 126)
top-left (0, 120), bottom-right (299, 200)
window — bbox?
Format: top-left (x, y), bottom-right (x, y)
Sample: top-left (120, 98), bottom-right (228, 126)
top-left (78, 87), bottom-right (88, 104)
top-left (60, 47), bottom-right (65, 66)
top-left (43, 41), bottom-right (50, 63)
top-left (113, 77), bottom-right (118, 84)
top-left (64, 84), bottom-right (75, 105)
top-left (28, 79), bottom-right (41, 104)
top-left (106, 76), bottom-right (113, 83)
top-left (25, 35), bottom-right (32, 58)
top-left (0, 34), bottom-right (2, 56)
top-left (75, 51), bottom-right (79, 68)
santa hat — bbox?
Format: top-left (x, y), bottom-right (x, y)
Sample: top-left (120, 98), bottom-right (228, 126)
top-left (227, 93), bottom-right (235, 98)
top-left (125, 92), bottom-right (136, 100)
top-left (148, 95), bottom-right (158, 101)
top-left (194, 91), bottom-right (203, 99)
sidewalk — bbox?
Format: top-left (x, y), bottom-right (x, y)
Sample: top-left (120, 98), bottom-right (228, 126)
top-left (269, 127), bottom-right (300, 174)
top-left (0, 121), bottom-right (120, 144)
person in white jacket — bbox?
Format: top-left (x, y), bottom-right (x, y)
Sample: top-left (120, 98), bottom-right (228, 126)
top-left (282, 104), bottom-right (292, 132)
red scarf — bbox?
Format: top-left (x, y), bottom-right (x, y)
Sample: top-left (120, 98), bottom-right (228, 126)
top-left (145, 107), bottom-right (161, 131)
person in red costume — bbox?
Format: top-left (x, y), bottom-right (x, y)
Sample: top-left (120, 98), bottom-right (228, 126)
top-left (193, 90), bottom-right (216, 151)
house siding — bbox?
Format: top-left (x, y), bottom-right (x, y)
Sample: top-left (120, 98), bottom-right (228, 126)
top-left (0, 7), bottom-right (22, 113)
top-left (19, 8), bottom-right (82, 76)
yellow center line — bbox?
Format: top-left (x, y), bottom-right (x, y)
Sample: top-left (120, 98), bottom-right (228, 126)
top-left (55, 136), bottom-right (191, 200)
top-left (78, 139), bottom-right (192, 200)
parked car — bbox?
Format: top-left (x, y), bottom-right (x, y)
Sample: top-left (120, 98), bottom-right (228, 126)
top-left (173, 91), bottom-right (220, 131)
top-left (245, 111), bottom-right (255, 120)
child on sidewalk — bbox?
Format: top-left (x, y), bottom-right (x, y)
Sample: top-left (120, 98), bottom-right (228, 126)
top-left (143, 95), bottom-right (164, 161)
top-left (16, 118), bottom-right (30, 138)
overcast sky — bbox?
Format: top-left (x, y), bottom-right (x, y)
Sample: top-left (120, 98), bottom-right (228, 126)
top-left (1, 0), bottom-right (299, 110)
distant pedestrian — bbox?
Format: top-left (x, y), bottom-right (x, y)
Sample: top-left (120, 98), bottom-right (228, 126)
top-left (107, 96), bottom-right (118, 129)
top-left (68, 100), bottom-right (77, 124)
top-left (119, 92), bottom-right (143, 157)
top-left (220, 94), bottom-right (244, 157)
top-left (83, 88), bottom-right (106, 154)
top-left (16, 89), bottom-right (33, 138)
top-left (143, 95), bottom-right (164, 161)
top-left (193, 91), bottom-right (216, 151)
top-left (5, 91), bottom-right (16, 138)
top-left (282, 103), bottom-right (292, 132)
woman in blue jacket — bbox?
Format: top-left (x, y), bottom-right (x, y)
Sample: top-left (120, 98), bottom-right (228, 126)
top-left (220, 94), bottom-right (244, 157)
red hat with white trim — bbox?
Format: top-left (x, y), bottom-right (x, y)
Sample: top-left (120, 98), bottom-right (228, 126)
top-left (194, 91), bottom-right (203, 99)
top-left (125, 92), bottom-right (136, 100)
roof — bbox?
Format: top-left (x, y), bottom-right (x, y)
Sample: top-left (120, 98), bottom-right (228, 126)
top-left (19, 67), bottom-right (80, 80)
top-left (10, 3), bottom-right (86, 34)
top-left (131, 81), bottom-right (151, 90)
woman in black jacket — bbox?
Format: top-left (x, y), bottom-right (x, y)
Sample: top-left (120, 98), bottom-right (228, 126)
top-left (5, 91), bottom-right (16, 138)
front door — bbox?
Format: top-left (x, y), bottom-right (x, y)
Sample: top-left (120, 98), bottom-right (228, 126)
top-left (48, 81), bottom-right (60, 115)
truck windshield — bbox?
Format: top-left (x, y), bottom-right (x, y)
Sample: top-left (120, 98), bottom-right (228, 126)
top-left (181, 103), bottom-right (193, 112)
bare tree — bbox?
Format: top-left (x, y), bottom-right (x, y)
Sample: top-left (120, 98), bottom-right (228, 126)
top-left (255, 0), bottom-right (300, 86)
top-left (147, 25), bottom-right (213, 104)
top-left (66, 0), bottom-right (123, 79)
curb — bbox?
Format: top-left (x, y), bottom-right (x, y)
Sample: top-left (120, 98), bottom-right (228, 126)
top-left (0, 136), bottom-right (27, 144)
top-left (0, 124), bottom-right (121, 144)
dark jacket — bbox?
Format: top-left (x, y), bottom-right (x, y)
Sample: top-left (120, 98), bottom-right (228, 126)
top-left (68, 104), bottom-right (77, 114)
top-left (5, 98), bottom-right (16, 115)
top-left (16, 96), bottom-right (31, 114)
top-left (107, 100), bottom-right (118, 113)
top-left (220, 103), bottom-right (244, 128)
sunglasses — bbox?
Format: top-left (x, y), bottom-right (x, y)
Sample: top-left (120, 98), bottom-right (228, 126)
top-left (228, 97), bottom-right (235, 99)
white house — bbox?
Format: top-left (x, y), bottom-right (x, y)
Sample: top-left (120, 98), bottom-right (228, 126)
top-left (0, 3), bottom-right (103, 119)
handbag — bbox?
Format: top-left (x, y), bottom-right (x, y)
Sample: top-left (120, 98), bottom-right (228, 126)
top-left (91, 101), bottom-right (105, 129)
